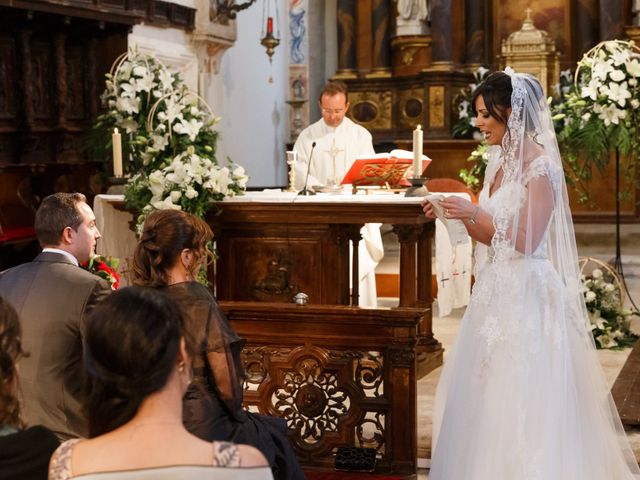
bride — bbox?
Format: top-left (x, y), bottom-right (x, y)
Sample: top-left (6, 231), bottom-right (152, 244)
top-left (422, 69), bottom-right (640, 479)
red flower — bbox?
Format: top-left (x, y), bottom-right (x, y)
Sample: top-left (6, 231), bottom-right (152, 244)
top-left (81, 255), bottom-right (120, 290)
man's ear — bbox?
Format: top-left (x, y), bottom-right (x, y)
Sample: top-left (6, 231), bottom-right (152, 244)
top-left (345, 101), bottom-right (350, 112)
top-left (61, 226), bottom-right (75, 245)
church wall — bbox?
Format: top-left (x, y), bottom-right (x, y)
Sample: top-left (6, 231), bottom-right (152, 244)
top-left (208, 1), bottom-right (289, 188)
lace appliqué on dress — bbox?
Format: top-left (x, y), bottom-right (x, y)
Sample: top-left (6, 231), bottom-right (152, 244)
top-left (477, 315), bottom-right (506, 349)
top-left (213, 441), bottom-right (242, 467)
top-left (48, 439), bottom-right (80, 480)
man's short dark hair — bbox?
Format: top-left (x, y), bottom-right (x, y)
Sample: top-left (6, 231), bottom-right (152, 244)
top-left (34, 192), bottom-right (87, 247)
top-left (319, 81), bottom-right (348, 101)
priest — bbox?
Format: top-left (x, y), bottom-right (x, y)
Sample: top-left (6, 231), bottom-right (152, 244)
top-left (293, 81), bottom-right (383, 307)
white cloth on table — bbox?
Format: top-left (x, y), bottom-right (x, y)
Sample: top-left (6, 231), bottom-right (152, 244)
top-left (93, 195), bottom-right (138, 287)
top-left (293, 117), bottom-right (381, 307)
top-left (433, 193), bottom-right (472, 317)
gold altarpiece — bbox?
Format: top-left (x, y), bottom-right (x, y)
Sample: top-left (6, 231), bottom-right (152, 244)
top-left (336, 0), bottom-right (639, 222)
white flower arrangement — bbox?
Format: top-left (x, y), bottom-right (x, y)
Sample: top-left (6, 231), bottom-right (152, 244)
top-left (551, 40), bottom-right (640, 201)
top-left (581, 266), bottom-right (638, 349)
top-left (96, 50), bottom-right (247, 222)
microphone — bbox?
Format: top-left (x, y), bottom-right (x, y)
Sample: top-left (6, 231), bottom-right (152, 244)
top-left (299, 141), bottom-right (317, 196)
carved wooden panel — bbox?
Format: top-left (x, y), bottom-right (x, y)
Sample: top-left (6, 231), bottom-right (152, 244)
top-left (0, 37), bottom-right (17, 121)
top-left (428, 85), bottom-right (446, 128)
top-left (223, 302), bottom-right (422, 474)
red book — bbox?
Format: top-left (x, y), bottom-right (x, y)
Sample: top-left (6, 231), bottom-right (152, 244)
top-left (341, 150), bottom-right (431, 187)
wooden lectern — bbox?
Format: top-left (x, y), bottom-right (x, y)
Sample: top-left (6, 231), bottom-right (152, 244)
top-left (208, 193), bottom-right (441, 476)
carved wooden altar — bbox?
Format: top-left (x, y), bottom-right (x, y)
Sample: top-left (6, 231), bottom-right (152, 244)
top-left (208, 196), bottom-right (440, 366)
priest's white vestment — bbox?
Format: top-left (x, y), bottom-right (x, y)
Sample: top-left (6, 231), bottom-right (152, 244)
top-left (293, 117), bottom-right (383, 307)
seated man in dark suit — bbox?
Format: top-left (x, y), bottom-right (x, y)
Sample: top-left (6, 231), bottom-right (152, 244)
top-left (0, 192), bottom-right (111, 440)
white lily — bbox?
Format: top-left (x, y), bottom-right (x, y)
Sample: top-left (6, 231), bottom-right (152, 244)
top-left (173, 118), bottom-right (204, 142)
top-left (626, 58), bottom-right (640, 77)
top-left (602, 81), bottom-right (631, 107)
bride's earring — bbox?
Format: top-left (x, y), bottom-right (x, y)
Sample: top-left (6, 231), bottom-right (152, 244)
top-left (178, 361), bottom-right (192, 387)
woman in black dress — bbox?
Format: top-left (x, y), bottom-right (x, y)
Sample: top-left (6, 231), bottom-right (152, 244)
top-left (131, 209), bottom-right (305, 480)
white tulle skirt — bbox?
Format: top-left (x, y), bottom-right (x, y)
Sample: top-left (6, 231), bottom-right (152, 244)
top-left (429, 258), bottom-right (640, 480)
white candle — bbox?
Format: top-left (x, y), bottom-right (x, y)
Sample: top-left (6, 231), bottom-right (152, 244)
top-left (412, 124), bottom-right (423, 177)
top-left (112, 127), bottom-right (123, 177)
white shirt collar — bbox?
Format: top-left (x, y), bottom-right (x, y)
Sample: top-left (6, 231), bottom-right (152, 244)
top-left (42, 248), bottom-right (79, 267)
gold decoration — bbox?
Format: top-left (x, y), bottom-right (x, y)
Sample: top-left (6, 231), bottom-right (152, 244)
top-left (428, 85), bottom-right (445, 128)
top-left (398, 88), bottom-right (423, 128)
top-left (626, 26), bottom-right (640, 46)
top-left (348, 90), bottom-right (392, 129)
top-left (500, 8), bottom-right (560, 95)
top-left (390, 35), bottom-right (431, 66)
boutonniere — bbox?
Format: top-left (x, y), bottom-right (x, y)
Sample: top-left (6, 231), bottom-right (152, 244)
top-left (81, 255), bottom-right (120, 290)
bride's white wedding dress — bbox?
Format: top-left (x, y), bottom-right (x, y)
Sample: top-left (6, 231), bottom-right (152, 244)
top-left (429, 154), bottom-right (640, 479)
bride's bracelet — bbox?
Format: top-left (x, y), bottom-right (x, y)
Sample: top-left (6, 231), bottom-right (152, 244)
top-left (469, 206), bottom-right (480, 225)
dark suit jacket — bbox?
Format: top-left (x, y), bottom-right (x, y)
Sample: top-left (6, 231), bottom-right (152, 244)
top-left (0, 252), bottom-right (111, 441)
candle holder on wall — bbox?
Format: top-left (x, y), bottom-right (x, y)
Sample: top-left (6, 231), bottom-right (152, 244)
top-left (260, 0), bottom-right (280, 65)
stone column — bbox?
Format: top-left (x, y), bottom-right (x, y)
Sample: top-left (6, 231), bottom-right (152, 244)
top-left (429, 0), bottom-right (462, 69)
top-left (370, 0), bottom-right (391, 75)
top-left (573, 0), bottom-right (599, 61)
top-left (599, 0), bottom-right (625, 40)
top-left (336, 0), bottom-right (357, 77)
top-left (464, 0), bottom-right (485, 66)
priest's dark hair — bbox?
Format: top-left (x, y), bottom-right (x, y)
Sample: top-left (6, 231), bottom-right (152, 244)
top-left (471, 71), bottom-right (513, 126)
top-left (319, 80), bottom-right (348, 100)
top-left (82, 286), bottom-right (188, 437)
top-left (0, 296), bottom-right (27, 429)
top-left (131, 209), bottom-right (213, 287)
top-left (34, 192), bottom-right (87, 247)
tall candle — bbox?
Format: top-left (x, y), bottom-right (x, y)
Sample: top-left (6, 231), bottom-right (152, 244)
top-left (112, 127), bottom-right (123, 177)
top-left (412, 124), bottom-right (423, 177)
top-left (267, 16), bottom-right (273, 34)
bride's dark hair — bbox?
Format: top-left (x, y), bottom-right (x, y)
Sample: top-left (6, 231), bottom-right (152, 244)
top-left (83, 287), bottom-right (185, 437)
top-left (471, 71), bottom-right (512, 125)
top-left (131, 209), bottom-right (213, 287)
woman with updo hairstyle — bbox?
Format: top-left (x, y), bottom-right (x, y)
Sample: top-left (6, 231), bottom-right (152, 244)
top-left (48, 286), bottom-right (269, 480)
top-left (131, 210), bottom-right (304, 480)
top-left (0, 296), bottom-right (59, 480)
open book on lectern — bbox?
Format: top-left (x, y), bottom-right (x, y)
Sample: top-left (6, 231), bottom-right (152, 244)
top-left (340, 149), bottom-right (431, 188)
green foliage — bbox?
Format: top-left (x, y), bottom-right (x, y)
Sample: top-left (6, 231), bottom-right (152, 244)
top-left (96, 49), bottom-right (247, 225)
top-left (550, 40), bottom-right (640, 202)
top-left (459, 141), bottom-right (489, 192)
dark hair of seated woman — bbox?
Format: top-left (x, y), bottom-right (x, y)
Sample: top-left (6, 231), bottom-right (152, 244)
top-left (0, 296), bottom-right (59, 480)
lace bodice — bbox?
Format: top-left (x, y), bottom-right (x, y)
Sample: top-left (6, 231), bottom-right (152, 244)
top-left (474, 155), bottom-right (560, 273)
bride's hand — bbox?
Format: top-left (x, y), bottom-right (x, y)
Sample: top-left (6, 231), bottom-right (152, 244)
top-left (440, 197), bottom-right (475, 220)
top-left (421, 198), bottom-right (436, 219)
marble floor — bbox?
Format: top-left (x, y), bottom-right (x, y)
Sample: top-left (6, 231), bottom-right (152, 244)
top-left (376, 223), bottom-right (640, 478)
